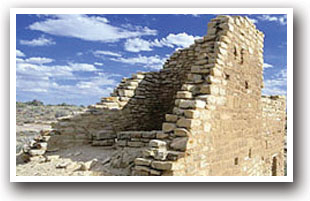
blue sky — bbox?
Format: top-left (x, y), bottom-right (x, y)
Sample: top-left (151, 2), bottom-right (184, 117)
top-left (16, 14), bottom-right (287, 105)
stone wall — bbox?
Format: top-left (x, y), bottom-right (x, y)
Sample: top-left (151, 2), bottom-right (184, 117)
top-left (48, 15), bottom-right (286, 176)
top-left (261, 95), bottom-right (286, 176)
top-left (132, 15), bottom-right (286, 176)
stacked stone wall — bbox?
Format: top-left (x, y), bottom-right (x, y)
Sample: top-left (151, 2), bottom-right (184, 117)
top-left (261, 95), bottom-right (286, 176)
top-left (47, 15), bottom-right (287, 176)
top-left (51, 41), bottom-right (197, 148)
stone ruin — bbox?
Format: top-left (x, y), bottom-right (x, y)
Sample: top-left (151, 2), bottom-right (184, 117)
top-left (23, 15), bottom-right (286, 176)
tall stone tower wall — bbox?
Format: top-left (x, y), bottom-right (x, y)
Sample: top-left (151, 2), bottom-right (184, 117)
top-left (47, 15), bottom-right (286, 176)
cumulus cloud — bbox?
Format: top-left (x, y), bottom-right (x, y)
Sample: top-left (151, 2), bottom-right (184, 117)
top-left (28, 14), bottom-right (157, 42)
top-left (94, 62), bottom-right (103, 66)
top-left (257, 14), bottom-right (287, 25)
top-left (68, 62), bottom-right (98, 72)
top-left (263, 69), bottom-right (287, 95)
top-left (16, 54), bottom-right (119, 103)
top-left (110, 54), bottom-right (167, 70)
top-left (263, 63), bottom-right (273, 68)
top-left (124, 32), bottom-right (200, 52)
top-left (16, 49), bottom-right (25, 57)
top-left (24, 57), bottom-right (54, 65)
top-left (20, 35), bottom-right (56, 46)
top-left (124, 38), bottom-right (153, 52)
top-left (93, 50), bottom-right (121, 57)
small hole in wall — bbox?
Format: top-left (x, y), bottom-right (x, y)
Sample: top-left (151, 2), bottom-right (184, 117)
top-left (234, 157), bottom-right (238, 165)
top-left (224, 73), bottom-right (230, 80)
top-left (248, 149), bottom-right (252, 158)
top-left (265, 140), bottom-right (268, 149)
top-left (233, 46), bottom-right (238, 59)
top-left (240, 48), bottom-right (245, 64)
top-left (272, 157), bottom-right (277, 176)
top-left (245, 81), bottom-right (249, 89)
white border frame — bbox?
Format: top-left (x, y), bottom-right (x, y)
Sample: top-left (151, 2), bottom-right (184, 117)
top-left (10, 8), bottom-right (293, 182)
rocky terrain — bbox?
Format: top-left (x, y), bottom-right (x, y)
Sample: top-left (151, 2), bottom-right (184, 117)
top-left (16, 100), bottom-right (141, 176)
top-left (16, 100), bottom-right (85, 153)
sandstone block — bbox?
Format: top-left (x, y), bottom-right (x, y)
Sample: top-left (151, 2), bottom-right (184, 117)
top-left (176, 91), bottom-right (193, 99)
top-left (150, 169), bottom-right (162, 176)
top-left (151, 161), bottom-right (173, 170)
top-left (142, 132), bottom-right (156, 138)
top-left (94, 130), bottom-right (116, 140)
top-left (200, 85), bottom-right (219, 95)
top-left (196, 59), bottom-right (208, 65)
top-left (206, 75), bottom-right (221, 84)
top-left (191, 66), bottom-right (210, 74)
top-left (128, 141), bottom-right (145, 147)
top-left (149, 139), bottom-right (167, 148)
top-left (165, 114), bottom-right (178, 122)
top-left (174, 128), bottom-right (190, 137)
top-left (84, 159), bottom-right (98, 170)
top-left (116, 140), bottom-right (127, 147)
top-left (167, 151), bottom-right (185, 161)
top-left (134, 165), bottom-right (151, 173)
top-left (92, 139), bottom-right (115, 146)
top-left (134, 158), bottom-right (152, 166)
top-left (162, 123), bottom-right (176, 132)
top-left (184, 110), bottom-right (200, 119)
top-left (29, 149), bottom-right (46, 156)
top-left (210, 68), bottom-right (222, 77)
top-left (179, 100), bottom-right (206, 109)
top-left (170, 137), bottom-right (188, 151)
top-left (177, 118), bottom-right (201, 129)
top-left (156, 132), bottom-right (169, 139)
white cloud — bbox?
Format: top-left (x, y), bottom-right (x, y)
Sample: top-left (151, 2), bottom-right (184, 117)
top-left (16, 54), bottom-right (119, 102)
top-left (16, 49), bottom-right (25, 57)
top-left (93, 50), bottom-right (121, 57)
top-left (124, 32), bottom-right (200, 52)
top-left (20, 35), bottom-right (56, 46)
top-left (29, 14), bottom-right (157, 42)
top-left (24, 57), bottom-right (54, 65)
top-left (68, 62), bottom-right (98, 72)
top-left (263, 69), bottom-right (287, 95)
top-left (257, 15), bottom-right (287, 25)
top-left (263, 63), bottom-right (273, 68)
top-left (248, 17), bottom-right (258, 24)
top-left (160, 33), bottom-right (200, 48)
top-left (110, 54), bottom-right (167, 70)
top-left (124, 38), bottom-right (153, 52)
top-left (16, 57), bottom-right (99, 80)
top-left (94, 62), bottom-right (103, 66)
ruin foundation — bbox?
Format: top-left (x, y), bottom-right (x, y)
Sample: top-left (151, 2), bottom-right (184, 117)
top-left (33, 15), bottom-right (286, 176)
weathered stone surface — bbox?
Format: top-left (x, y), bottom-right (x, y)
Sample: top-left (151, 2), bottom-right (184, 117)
top-left (176, 91), bottom-right (193, 99)
top-left (29, 149), bottom-right (46, 156)
top-left (170, 137), bottom-right (188, 151)
top-left (149, 139), bottom-right (167, 148)
top-left (176, 118), bottom-right (201, 129)
top-left (174, 128), bottom-right (190, 137)
top-left (184, 110), bottom-right (200, 119)
top-left (134, 158), bottom-right (152, 166)
top-left (151, 160), bottom-right (173, 170)
top-left (127, 141), bottom-right (145, 147)
top-left (162, 123), bottom-right (176, 132)
top-left (179, 100), bottom-right (206, 109)
top-left (165, 114), bottom-right (178, 122)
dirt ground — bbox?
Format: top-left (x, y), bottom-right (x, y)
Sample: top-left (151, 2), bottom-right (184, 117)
top-left (16, 143), bottom-right (144, 176)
